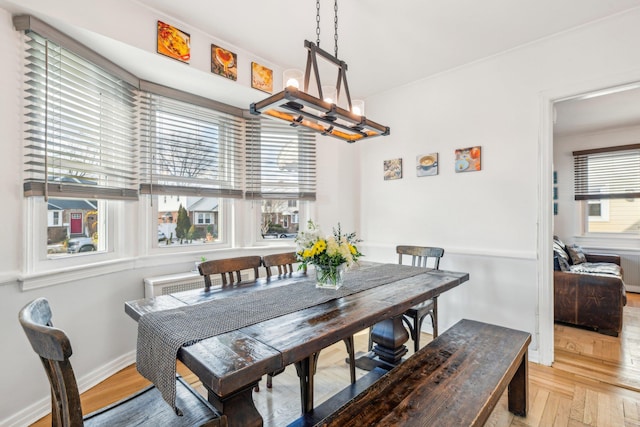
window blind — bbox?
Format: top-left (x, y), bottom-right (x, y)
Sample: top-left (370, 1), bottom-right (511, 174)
top-left (139, 91), bottom-right (244, 198)
top-left (22, 32), bottom-right (138, 200)
top-left (573, 144), bottom-right (640, 200)
top-left (245, 118), bottom-right (316, 200)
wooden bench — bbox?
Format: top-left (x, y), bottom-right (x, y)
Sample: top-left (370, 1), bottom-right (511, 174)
top-left (289, 319), bottom-right (530, 427)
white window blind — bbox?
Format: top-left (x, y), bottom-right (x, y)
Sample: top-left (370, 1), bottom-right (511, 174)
top-left (139, 91), bottom-right (244, 198)
top-left (245, 118), bottom-right (316, 200)
top-left (574, 144), bottom-right (640, 200)
top-left (22, 31), bottom-right (138, 200)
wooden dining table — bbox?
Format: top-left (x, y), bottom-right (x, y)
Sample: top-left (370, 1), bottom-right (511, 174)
top-left (125, 262), bottom-right (469, 427)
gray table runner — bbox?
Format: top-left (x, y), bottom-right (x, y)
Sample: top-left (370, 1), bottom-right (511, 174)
top-left (137, 263), bottom-right (425, 413)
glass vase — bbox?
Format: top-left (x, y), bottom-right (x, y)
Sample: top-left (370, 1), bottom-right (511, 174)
top-left (315, 263), bottom-right (346, 289)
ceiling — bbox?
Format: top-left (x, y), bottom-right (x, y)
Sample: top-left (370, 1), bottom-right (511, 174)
top-left (3, 0), bottom-right (640, 134)
top-left (554, 85), bottom-right (640, 136)
top-left (132, 0), bottom-right (640, 99)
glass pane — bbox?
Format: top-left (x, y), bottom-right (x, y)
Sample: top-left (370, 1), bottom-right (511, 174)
top-left (587, 198), bottom-right (640, 233)
top-left (260, 199), bottom-right (299, 239)
top-left (47, 198), bottom-right (103, 256)
top-left (157, 195), bottom-right (221, 246)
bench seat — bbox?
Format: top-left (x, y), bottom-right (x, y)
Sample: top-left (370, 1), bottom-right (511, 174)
top-left (291, 319), bottom-right (531, 427)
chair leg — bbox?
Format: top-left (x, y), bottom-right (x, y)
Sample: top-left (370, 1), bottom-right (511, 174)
top-left (367, 326), bottom-right (373, 351)
top-left (267, 373), bottom-right (274, 388)
top-left (343, 336), bottom-right (356, 384)
top-left (414, 314), bottom-right (426, 353)
top-left (254, 378), bottom-right (261, 392)
top-left (432, 297), bottom-right (439, 338)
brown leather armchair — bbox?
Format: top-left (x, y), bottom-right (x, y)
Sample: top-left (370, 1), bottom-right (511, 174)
top-left (554, 252), bottom-right (626, 336)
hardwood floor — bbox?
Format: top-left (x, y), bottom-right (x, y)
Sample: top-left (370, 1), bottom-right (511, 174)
top-left (31, 293), bottom-right (640, 426)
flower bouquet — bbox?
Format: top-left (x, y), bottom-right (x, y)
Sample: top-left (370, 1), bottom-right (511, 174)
top-left (296, 220), bottom-right (362, 289)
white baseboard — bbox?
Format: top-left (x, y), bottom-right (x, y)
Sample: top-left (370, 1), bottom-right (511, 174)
top-left (1, 351), bottom-right (136, 427)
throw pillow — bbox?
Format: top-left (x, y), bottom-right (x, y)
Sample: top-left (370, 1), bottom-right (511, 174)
top-left (556, 254), bottom-right (571, 271)
top-left (553, 241), bottom-right (571, 264)
top-left (566, 244), bottom-right (587, 265)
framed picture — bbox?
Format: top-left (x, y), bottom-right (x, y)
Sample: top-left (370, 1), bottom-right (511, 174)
top-left (454, 146), bottom-right (481, 173)
top-left (383, 158), bottom-right (402, 180)
top-left (211, 44), bottom-right (237, 81)
top-left (251, 62), bottom-right (273, 93)
top-left (157, 21), bottom-right (190, 63)
top-left (416, 153), bottom-right (438, 177)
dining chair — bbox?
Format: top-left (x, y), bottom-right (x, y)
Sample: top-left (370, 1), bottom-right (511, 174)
top-left (18, 297), bottom-right (226, 427)
top-left (397, 245), bottom-right (445, 352)
top-left (198, 255), bottom-right (262, 291)
top-left (262, 251), bottom-right (303, 278)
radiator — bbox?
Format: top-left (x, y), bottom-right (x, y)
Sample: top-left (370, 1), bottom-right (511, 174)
top-left (143, 271), bottom-right (249, 298)
top-left (619, 253), bottom-right (640, 292)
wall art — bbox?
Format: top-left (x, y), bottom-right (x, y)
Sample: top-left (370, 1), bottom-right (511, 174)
top-left (454, 146), bottom-right (481, 173)
top-left (251, 62), bottom-right (273, 93)
top-left (383, 158), bottom-right (402, 180)
top-left (211, 44), bottom-right (237, 81)
top-left (157, 21), bottom-right (191, 63)
top-left (416, 153), bottom-right (438, 177)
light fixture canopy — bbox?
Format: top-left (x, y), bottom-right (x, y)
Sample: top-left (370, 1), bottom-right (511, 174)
top-left (251, 40), bottom-right (389, 143)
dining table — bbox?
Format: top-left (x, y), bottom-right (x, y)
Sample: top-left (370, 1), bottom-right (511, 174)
top-left (124, 261), bottom-right (469, 427)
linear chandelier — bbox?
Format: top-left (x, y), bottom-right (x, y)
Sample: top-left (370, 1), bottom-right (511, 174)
top-left (250, 0), bottom-right (390, 143)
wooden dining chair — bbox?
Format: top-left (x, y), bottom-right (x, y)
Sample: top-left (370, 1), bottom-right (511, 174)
top-left (262, 251), bottom-right (307, 278)
top-left (198, 256), bottom-right (262, 291)
top-left (397, 245), bottom-right (445, 352)
top-left (18, 297), bottom-right (226, 427)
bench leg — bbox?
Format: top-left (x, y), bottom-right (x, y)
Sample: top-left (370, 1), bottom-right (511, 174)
top-left (507, 350), bottom-right (528, 417)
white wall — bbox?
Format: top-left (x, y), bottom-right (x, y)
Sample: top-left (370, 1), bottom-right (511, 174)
top-left (355, 3), bottom-right (640, 380)
top-left (2, 3), bottom-right (640, 426)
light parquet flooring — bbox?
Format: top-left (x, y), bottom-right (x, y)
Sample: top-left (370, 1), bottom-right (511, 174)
top-left (31, 294), bottom-right (640, 427)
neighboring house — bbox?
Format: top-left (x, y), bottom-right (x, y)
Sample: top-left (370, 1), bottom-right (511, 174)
top-left (47, 199), bottom-right (97, 244)
top-left (157, 196), bottom-right (219, 240)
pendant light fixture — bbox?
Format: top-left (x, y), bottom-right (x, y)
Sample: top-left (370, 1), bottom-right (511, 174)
top-left (250, 0), bottom-right (390, 143)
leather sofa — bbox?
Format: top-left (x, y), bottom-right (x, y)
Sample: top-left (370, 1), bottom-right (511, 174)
top-left (553, 239), bottom-right (626, 337)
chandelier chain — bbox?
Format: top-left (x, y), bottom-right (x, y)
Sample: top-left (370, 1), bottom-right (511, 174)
top-left (334, 0), bottom-right (338, 58)
top-left (316, 0), bottom-right (321, 47)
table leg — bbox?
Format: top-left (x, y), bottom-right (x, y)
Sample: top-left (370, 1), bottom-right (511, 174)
top-left (205, 382), bottom-right (263, 427)
top-left (508, 350), bottom-right (528, 417)
top-left (354, 315), bottom-right (410, 371)
top-left (294, 352), bottom-right (320, 413)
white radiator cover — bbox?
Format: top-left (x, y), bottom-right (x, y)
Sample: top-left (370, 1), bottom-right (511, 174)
top-left (143, 271), bottom-right (250, 298)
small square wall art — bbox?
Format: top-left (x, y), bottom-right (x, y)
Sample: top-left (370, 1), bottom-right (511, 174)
top-left (251, 62), bottom-right (273, 93)
top-left (157, 21), bottom-right (191, 63)
top-left (211, 44), bottom-right (237, 81)
top-left (383, 158), bottom-right (402, 180)
top-left (454, 146), bottom-right (481, 173)
top-left (416, 153), bottom-right (438, 177)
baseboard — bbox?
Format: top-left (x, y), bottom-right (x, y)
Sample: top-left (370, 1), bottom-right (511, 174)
top-left (1, 350), bottom-right (136, 427)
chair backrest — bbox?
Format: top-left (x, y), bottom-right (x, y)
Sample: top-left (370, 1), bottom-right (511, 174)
top-left (396, 245), bottom-right (444, 269)
top-left (19, 298), bottom-right (84, 426)
top-left (262, 252), bottom-right (303, 278)
top-left (198, 256), bottom-right (262, 290)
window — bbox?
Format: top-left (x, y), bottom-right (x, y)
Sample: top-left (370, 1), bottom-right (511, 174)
top-left (140, 89), bottom-right (244, 247)
top-left (246, 118), bottom-right (315, 240)
top-left (18, 19), bottom-right (137, 260)
top-left (155, 195), bottom-right (221, 245)
top-left (574, 144), bottom-right (640, 233)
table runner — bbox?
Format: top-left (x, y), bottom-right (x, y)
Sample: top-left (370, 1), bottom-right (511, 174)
top-left (136, 263), bottom-right (425, 413)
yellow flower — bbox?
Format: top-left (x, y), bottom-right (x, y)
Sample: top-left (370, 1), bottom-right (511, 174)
top-left (303, 248), bottom-right (313, 258)
top-left (349, 244), bottom-right (357, 255)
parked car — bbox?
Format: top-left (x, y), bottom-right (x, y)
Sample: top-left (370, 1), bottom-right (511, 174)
top-left (158, 230), bottom-right (167, 241)
top-left (261, 232), bottom-right (297, 239)
top-left (67, 237), bottom-right (96, 253)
